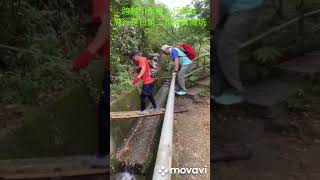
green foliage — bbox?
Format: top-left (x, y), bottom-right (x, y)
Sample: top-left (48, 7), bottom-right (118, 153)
top-left (243, 0), bottom-right (320, 67)
top-left (0, 0), bottom-right (88, 105)
top-left (189, 75), bottom-right (199, 82)
top-left (253, 46), bottom-right (282, 65)
top-left (110, 0), bottom-right (210, 99)
top-left (110, 56), bottom-right (133, 99)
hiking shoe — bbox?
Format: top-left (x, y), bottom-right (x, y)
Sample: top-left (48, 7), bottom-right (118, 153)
top-left (212, 93), bottom-right (244, 105)
top-left (149, 108), bottom-right (160, 113)
top-left (137, 110), bottom-right (146, 115)
top-left (176, 91), bottom-right (186, 96)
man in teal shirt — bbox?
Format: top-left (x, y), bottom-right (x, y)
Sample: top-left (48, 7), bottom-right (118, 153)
top-left (161, 45), bottom-right (192, 96)
top-left (221, 0), bottom-right (263, 15)
top-left (212, 0), bottom-right (264, 105)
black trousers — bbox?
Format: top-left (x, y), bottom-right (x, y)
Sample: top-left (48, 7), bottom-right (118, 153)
top-left (140, 82), bottom-right (157, 111)
top-left (97, 69), bottom-right (109, 157)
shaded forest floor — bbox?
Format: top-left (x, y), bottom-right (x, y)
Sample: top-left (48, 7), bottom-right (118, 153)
top-left (214, 96), bottom-right (320, 180)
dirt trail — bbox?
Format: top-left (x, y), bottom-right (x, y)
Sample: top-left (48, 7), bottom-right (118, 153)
top-left (172, 96), bottom-right (210, 180)
top-left (214, 105), bottom-right (320, 180)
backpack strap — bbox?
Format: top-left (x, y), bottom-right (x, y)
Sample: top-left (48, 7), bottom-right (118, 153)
top-left (174, 48), bottom-right (188, 58)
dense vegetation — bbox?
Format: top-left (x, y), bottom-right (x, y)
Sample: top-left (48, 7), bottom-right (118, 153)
top-left (233, 0), bottom-right (320, 84)
top-left (242, 0), bottom-right (320, 65)
top-left (0, 0), bottom-right (92, 106)
top-left (110, 0), bottom-right (210, 100)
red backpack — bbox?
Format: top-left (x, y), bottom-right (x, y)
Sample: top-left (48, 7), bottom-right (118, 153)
top-left (178, 44), bottom-right (196, 60)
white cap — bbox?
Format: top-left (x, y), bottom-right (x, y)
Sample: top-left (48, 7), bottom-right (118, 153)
top-left (161, 45), bottom-right (171, 52)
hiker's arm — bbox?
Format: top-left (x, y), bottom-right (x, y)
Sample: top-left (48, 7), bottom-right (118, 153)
top-left (88, 14), bottom-right (108, 53)
top-left (174, 58), bottom-right (179, 72)
top-left (137, 65), bottom-right (146, 79)
top-left (71, 11), bottom-right (108, 70)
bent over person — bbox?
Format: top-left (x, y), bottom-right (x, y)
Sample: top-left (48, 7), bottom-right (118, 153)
top-left (161, 45), bottom-right (192, 96)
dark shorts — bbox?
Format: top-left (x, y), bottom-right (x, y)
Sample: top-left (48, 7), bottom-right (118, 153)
top-left (142, 82), bottom-right (155, 96)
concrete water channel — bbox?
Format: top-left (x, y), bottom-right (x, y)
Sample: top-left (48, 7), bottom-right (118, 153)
top-left (0, 57), bottom-right (208, 179)
top-left (0, 62), bottom-right (108, 179)
top-left (110, 74), bottom-right (172, 179)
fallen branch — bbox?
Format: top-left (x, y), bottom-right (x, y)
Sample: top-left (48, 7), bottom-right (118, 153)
top-left (240, 8), bottom-right (320, 49)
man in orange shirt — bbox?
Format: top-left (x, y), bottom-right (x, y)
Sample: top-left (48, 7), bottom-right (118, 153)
top-left (71, 0), bottom-right (109, 167)
top-left (130, 51), bottom-right (158, 115)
